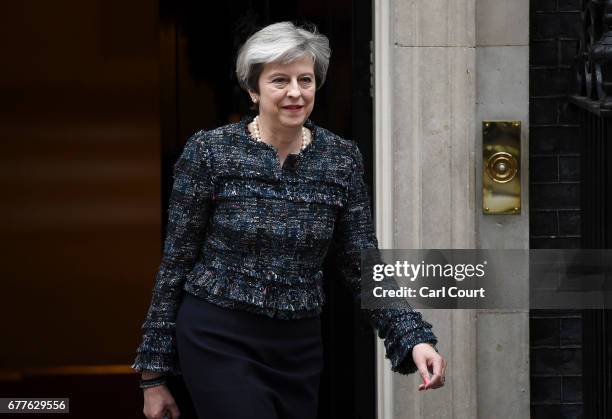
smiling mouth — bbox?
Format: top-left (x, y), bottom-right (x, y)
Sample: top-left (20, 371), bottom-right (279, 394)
top-left (283, 105), bottom-right (304, 111)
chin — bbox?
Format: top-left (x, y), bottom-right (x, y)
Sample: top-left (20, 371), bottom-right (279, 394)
top-left (279, 116), bottom-right (308, 127)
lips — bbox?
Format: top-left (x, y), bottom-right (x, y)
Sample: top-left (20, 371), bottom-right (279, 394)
top-left (282, 105), bottom-right (304, 111)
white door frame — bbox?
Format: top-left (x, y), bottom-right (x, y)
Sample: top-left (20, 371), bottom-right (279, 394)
top-left (373, 1), bottom-right (394, 418)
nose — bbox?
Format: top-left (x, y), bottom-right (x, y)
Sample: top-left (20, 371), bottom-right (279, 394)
top-left (287, 78), bottom-right (301, 98)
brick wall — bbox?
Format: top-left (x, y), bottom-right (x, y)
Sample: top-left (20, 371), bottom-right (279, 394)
top-left (530, 0), bottom-right (583, 417)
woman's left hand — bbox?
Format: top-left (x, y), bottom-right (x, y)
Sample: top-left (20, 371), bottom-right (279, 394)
top-left (412, 343), bottom-right (446, 391)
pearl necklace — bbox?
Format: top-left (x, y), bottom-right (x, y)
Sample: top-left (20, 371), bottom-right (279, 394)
top-left (252, 115), bottom-right (311, 151)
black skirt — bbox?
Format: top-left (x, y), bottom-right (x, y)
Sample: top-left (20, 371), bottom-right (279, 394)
top-left (176, 292), bottom-right (323, 419)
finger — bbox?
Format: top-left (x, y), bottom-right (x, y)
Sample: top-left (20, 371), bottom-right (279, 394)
top-left (432, 355), bottom-right (443, 378)
top-left (169, 405), bottom-right (180, 419)
top-left (436, 362), bottom-right (447, 388)
top-left (441, 358), bottom-right (447, 379)
top-left (416, 360), bottom-right (431, 389)
top-left (427, 356), bottom-right (444, 389)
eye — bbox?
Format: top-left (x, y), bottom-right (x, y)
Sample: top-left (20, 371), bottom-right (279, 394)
top-left (272, 77), bottom-right (287, 85)
top-left (301, 76), bottom-right (313, 84)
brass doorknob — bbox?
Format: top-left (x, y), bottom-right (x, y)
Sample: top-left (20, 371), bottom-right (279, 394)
top-left (485, 152), bottom-right (518, 183)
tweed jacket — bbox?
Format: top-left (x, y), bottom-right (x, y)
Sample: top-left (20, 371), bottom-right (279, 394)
top-left (132, 117), bottom-right (437, 376)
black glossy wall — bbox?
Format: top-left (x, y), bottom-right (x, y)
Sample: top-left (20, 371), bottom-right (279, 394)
top-left (529, 1), bottom-right (583, 417)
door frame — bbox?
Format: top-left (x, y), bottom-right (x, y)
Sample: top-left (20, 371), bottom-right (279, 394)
top-left (373, 1), bottom-right (394, 418)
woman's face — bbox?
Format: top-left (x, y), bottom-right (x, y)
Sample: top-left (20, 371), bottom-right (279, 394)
top-left (251, 55), bottom-right (316, 130)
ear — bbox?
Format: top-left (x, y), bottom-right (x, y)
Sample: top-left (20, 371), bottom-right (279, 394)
top-left (248, 89), bottom-right (259, 104)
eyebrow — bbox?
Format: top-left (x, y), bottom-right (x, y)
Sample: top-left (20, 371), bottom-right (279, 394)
top-left (267, 72), bottom-right (314, 79)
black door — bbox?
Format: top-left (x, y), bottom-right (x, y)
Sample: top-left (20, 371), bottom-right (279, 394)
top-left (160, 1), bottom-right (375, 418)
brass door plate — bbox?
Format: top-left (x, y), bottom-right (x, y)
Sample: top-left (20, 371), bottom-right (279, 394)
top-left (483, 121), bottom-right (521, 214)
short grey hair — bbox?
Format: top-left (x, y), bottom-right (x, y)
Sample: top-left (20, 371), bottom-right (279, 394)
top-left (235, 21), bottom-right (331, 93)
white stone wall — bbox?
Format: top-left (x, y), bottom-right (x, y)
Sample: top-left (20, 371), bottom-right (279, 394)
top-left (474, 0), bottom-right (530, 417)
top-left (377, 0), bottom-right (530, 417)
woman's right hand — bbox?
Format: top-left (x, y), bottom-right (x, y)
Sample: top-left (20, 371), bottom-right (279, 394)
top-left (143, 383), bottom-right (180, 419)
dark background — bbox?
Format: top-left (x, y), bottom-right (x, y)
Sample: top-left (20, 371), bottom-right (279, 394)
top-left (0, 1), bottom-right (376, 418)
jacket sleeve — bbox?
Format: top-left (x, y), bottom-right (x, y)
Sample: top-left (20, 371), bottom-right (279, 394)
top-left (131, 131), bottom-right (214, 375)
top-left (330, 142), bottom-right (438, 375)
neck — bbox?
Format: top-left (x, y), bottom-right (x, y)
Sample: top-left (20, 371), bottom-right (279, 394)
top-left (257, 114), bottom-right (303, 149)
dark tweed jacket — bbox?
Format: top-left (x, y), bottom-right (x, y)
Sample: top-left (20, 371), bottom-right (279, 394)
top-left (132, 117), bottom-right (437, 376)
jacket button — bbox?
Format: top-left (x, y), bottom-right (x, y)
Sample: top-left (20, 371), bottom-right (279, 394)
top-left (266, 271), bottom-right (277, 281)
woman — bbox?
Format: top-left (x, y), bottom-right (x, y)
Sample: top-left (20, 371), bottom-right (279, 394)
top-left (133, 21), bottom-right (446, 419)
